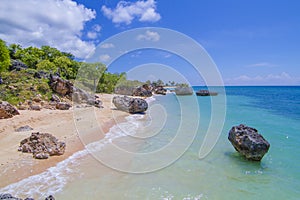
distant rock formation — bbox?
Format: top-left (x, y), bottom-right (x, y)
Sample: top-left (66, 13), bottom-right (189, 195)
top-left (196, 90), bottom-right (218, 96)
top-left (18, 132), bottom-right (66, 159)
top-left (112, 96), bottom-right (148, 114)
top-left (153, 86), bottom-right (167, 95)
top-left (132, 84), bottom-right (153, 97)
top-left (0, 101), bottom-right (20, 119)
top-left (175, 87), bottom-right (193, 95)
top-left (0, 193), bottom-right (55, 200)
top-left (228, 124), bottom-right (270, 161)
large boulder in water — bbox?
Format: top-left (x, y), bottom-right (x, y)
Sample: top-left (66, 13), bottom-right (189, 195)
top-left (0, 101), bottom-right (20, 119)
top-left (18, 132), bottom-right (66, 159)
top-left (112, 96), bottom-right (148, 114)
top-left (228, 124), bottom-right (270, 161)
top-left (175, 87), bottom-right (193, 95)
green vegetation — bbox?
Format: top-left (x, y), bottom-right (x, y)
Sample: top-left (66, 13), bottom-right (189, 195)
top-left (0, 69), bottom-right (52, 105)
top-left (0, 39), bottom-right (190, 105)
top-left (0, 39), bottom-right (146, 105)
top-left (0, 39), bottom-right (10, 74)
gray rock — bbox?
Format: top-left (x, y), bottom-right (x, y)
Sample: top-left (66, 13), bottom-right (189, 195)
top-left (10, 59), bottom-right (28, 71)
top-left (0, 193), bottom-right (22, 200)
top-left (153, 86), bottom-right (167, 95)
top-left (30, 105), bottom-right (41, 111)
top-left (35, 152), bottom-right (49, 159)
top-left (50, 94), bottom-right (61, 102)
top-left (45, 195), bottom-right (55, 200)
top-left (15, 125), bottom-right (33, 132)
top-left (56, 102), bottom-right (71, 110)
top-left (112, 96), bottom-right (148, 114)
top-left (228, 124), bottom-right (270, 161)
top-left (132, 85), bottom-right (152, 97)
top-left (19, 132), bottom-right (66, 159)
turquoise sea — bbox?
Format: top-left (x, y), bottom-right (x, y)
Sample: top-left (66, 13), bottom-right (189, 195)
top-left (1, 86), bottom-right (300, 199)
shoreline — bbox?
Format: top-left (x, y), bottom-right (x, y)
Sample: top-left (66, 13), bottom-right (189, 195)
top-left (0, 93), bottom-right (128, 188)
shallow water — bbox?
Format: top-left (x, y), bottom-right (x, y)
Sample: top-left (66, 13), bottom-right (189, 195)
top-left (1, 86), bottom-right (300, 199)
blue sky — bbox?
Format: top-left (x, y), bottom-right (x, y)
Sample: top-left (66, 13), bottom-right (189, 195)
top-left (1, 0), bottom-right (300, 85)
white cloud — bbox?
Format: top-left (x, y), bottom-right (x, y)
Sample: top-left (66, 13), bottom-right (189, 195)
top-left (226, 72), bottom-right (300, 85)
top-left (101, 0), bottom-right (161, 25)
top-left (246, 62), bottom-right (277, 68)
top-left (100, 43), bottom-right (115, 48)
top-left (137, 30), bottom-right (160, 42)
top-left (87, 24), bottom-right (102, 39)
top-left (99, 54), bottom-right (111, 62)
top-left (0, 0), bottom-right (96, 58)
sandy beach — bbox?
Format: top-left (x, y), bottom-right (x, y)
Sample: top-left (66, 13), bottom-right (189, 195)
top-left (0, 93), bottom-right (128, 188)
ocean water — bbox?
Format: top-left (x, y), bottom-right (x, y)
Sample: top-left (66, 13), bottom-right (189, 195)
top-left (1, 86), bottom-right (300, 199)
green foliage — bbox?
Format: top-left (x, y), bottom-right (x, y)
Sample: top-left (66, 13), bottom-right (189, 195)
top-left (0, 39), bottom-right (10, 73)
top-left (0, 70), bottom-right (52, 105)
top-left (37, 59), bottom-right (57, 72)
top-left (54, 57), bottom-right (78, 80)
top-left (97, 72), bottom-right (124, 93)
top-left (78, 62), bottom-right (106, 90)
top-left (8, 43), bottom-right (22, 59)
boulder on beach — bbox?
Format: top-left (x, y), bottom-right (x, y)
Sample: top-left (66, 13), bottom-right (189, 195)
top-left (18, 132), bottom-right (66, 159)
top-left (228, 124), bottom-right (270, 161)
top-left (15, 125), bottom-right (33, 132)
top-left (0, 101), bottom-right (20, 119)
top-left (49, 74), bottom-right (102, 108)
top-left (112, 96), bottom-right (148, 114)
top-left (55, 102), bottom-right (71, 110)
top-left (0, 193), bottom-right (55, 200)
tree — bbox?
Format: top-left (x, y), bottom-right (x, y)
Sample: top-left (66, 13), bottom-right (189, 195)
top-left (8, 43), bottom-right (22, 59)
top-left (0, 39), bottom-right (10, 74)
top-left (15, 46), bottom-right (44, 68)
top-left (79, 62), bottom-right (106, 90)
top-left (41, 46), bottom-right (63, 61)
top-left (53, 56), bottom-right (73, 78)
top-left (156, 79), bottom-right (164, 86)
top-left (36, 60), bottom-right (57, 72)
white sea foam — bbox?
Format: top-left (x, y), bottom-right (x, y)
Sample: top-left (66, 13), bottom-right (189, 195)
top-left (0, 97), bottom-right (156, 198)
top-left (0, 112), bottom-right (146, 198)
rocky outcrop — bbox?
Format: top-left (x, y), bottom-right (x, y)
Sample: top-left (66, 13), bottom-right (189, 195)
top-left (196, 90), bottom-right (218, 96)
top-left (18, 132), bottom-right (66, 159)
top-left (153, 86), bottom-right (167, 95)
top-left (112, 96), bottom-right (148, 114)
top-left (228, 124), bottom-right (270, 161)
top-left (9, 59), bottom-right (28, 71)
top-left (49, 74), bottom-right (102, 108)
top-left (175, 87), bottom-right (193, 95)
top-left (49, 74), bottom-right (73, 97)
top-left (0, 101), bottom-right (20, 119)
top-left (0, 194), bottom-right (55, 200)
top-left (132, 84), bottom-right (152, 97)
